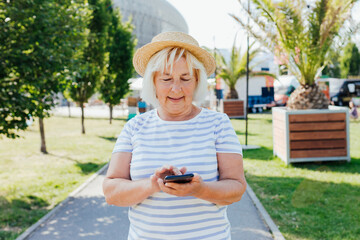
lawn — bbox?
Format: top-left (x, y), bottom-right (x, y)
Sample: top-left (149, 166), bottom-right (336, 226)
top-left (0, 112), bottom-right (359, 240)
top-left (231, 113), bottom-right (360, 240)
top-left (0, 115), bottom-right (126, 240)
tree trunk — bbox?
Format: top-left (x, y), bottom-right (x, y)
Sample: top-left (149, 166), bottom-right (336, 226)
top-left (80, 102), bottom-right (85, 134)
top-left (287, 84), bottom-right (329, 110)
top-left (226, 88), bottom-right (239, 99)
top-left (109, 104), bottom-right (113, 124)
top-left (67, 100), bottom-right (71, 117)
top-left (39, 117), bottom-right (48, 154)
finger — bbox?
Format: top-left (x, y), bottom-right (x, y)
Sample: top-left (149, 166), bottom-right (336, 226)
top-left (158, 179), bottom-right (176, 193)
top-left (155, 165), bottom-right (170, 175)
top-left (157, 178), bottom-right (164, 185)
top-left (179, 166), bottom-right (187, 175)
top-left (164, 182), bottom-right (177, 189)
top-left (154, 167), bottom-right (164, 175)
top-left (162, 165), bottom-right (173, 173)
top-left (172, 167), bottom-right (182, 175)
top-left (165, 182), bottom-right (186, 190)
top-left (159, 166), bottom-right (167, 173)
top-left (164, 182), bottom-right (189, 197)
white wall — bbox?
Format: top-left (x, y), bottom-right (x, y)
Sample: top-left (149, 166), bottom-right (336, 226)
top-left (222, 76), bottom-right (269, 100)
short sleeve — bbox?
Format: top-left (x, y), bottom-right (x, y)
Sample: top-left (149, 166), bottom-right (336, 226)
top-left (215, 114), bottom-right (243, 156)
top-left (112, 120), bottom-right (134, 153)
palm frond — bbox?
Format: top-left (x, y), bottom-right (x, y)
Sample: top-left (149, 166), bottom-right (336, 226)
top-left (214, 35), bottom-right (267, 91)
top-left (250, 71), bottom-right (276, 79)
top-left (233, 0), bottom-right (358, 85)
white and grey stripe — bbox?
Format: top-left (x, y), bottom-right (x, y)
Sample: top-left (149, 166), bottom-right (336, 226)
top-left (113, 108), bottom-right (242, 240)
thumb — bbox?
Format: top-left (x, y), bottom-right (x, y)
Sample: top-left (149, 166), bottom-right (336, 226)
top-left (192, 173), bottom-right (201, 181)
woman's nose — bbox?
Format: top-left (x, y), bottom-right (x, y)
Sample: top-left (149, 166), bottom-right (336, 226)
top-left (171, 82), bottom-right (182, 92)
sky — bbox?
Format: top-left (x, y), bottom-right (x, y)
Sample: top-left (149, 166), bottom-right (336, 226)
top-left (166, 0), bottom-right (246, 50)
top-left (166, 0), bottom-right (360, 51)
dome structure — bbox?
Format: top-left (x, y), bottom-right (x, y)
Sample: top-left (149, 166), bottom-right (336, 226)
top-left (113, 0), bottom-right (188, 48)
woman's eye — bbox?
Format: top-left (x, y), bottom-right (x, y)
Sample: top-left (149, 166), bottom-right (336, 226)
top-left (182, 78), bottom-right (191, 81)
top-left (162, 78), bottom-right (172, 81)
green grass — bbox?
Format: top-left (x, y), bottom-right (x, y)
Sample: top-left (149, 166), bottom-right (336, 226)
top-left (1, 112), bottom-right (359, 240)
top-left (0, 116), bottom-right (126, 240)
top-left (231, 113), bottom-right (360, 240)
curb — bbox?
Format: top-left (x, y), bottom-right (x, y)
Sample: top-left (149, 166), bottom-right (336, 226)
top-left (246, 184), bottom-right (286, 240)
top-left (16, 163), bottom-right (109, 240)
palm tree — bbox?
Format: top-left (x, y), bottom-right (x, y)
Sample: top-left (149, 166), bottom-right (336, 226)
top-left (231, 0), bottom-right (358, 109)
top-left (215, 40), bottom-right (275, 99)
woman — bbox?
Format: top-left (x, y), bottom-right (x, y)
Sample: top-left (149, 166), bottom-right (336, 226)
top-left (103, 32), bottom-right (246, 239)
top-left (349, 100), bottom-right (358, 120)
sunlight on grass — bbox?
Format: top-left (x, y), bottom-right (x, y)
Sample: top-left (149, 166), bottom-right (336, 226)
top-left (0, 116), bottom-right (126, 239)
top-left (231, 113), bottom-right (360, 240)
top-left (1, 112), bottom-right (359, 240)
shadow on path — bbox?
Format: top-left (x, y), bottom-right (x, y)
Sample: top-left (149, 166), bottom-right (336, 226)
top-left (26, 168), bottom-right (273, 240)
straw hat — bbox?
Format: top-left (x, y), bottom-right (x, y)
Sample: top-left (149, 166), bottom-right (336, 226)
top-left (133, 31), bottom-right (216, 77)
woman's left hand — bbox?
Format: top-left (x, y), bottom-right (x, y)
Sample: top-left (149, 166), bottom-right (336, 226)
top-left (157, 173), bottom-right (205, 197)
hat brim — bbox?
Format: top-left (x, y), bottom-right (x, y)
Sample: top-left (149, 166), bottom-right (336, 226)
top-left (133, 40), bottom-right (216, 77)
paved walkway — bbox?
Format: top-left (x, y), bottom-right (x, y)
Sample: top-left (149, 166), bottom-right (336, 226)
top-left (51, 106), bottom-right (128, 119)
top-left (18, 166), bottom-right (282, 240)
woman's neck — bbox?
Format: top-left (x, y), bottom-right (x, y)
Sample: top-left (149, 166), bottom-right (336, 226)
top-left (157, 105), bottom-right (201, 121)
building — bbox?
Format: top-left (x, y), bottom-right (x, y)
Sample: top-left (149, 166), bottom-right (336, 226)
top-left (113, 0), bottom-right (189, 48)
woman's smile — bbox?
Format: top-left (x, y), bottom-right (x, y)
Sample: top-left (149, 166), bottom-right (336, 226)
top-left (167, 96), bottom-right (184, 102)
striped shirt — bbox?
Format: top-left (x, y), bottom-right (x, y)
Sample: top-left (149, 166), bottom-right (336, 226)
top-left (113, 108), bottom-right (243, 240)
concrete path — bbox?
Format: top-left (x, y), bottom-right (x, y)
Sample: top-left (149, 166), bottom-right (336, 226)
top-left (51, 106), bottom-right (128, 119)
top-left (19, 165), bottom-right (281, 240)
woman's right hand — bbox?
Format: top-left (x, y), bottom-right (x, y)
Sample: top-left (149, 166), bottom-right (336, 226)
top-left (150, 165), bottom-right (187, 193)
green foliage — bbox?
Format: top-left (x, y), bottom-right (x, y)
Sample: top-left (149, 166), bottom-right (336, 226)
top-left (232, 0), bottom-right (358, 85)
top-left (213, 39), bottom-right (275, 99)
top-left (0, 76), bottom-right (36, 139)
top-left (68, 0), bottom-right (109, 105)
top-left (99, 3), bottom-right (136, 108)
top-left (0, 116), bottom-right (126, 239)
top-left (230, 113), bottom-right (360, 240)
top-left (339, 42), bottom-right (360, 78)
top-left (321, 47), bottom-right (341, 78)
top-left (0, 0), bottom-right (90, 138)
top-left (1, 114), bottom-right (360, 239)
top-left (322, 63), bottom-right (341, 78)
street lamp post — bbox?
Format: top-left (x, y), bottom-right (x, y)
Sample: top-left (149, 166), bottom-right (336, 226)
top-left (245, 0), bottom-right (250, 146)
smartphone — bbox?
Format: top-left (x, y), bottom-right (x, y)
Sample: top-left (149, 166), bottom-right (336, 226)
top-left (164, 173), bottom-right (194, 183)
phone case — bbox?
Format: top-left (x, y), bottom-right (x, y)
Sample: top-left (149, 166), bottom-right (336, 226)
top-left (164, 173), bottom-right (194, 183)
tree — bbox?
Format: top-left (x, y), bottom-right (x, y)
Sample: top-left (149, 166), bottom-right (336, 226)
top-left (1, 0), bottom-right (89, 152)
top-left (69, 0), bottom-right (110, 133)
top-left (214, 40), bottom-right (275, 99)
top-left (320, 45), bottom-right (341, 78)
top-left (0, 4), bottom-right (36, 138)
top-left (0, 75), bottom-right (36, 138)
top-left (99, 3), bottom-right (136, 124)
top-left (232, 0), bottom-right (358, 109)
top-left (339, 42), bottom-right (360, 78)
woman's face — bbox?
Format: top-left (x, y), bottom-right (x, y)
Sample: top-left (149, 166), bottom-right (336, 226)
top-left (154, 57), bottom-right (197, 116)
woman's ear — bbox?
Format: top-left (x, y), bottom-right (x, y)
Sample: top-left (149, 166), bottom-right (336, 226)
top-left (194, 69), bottom-right (200, 84)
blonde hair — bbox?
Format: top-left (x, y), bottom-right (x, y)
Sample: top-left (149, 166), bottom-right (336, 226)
top-left (141, 47), bottom-right (208, 107)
